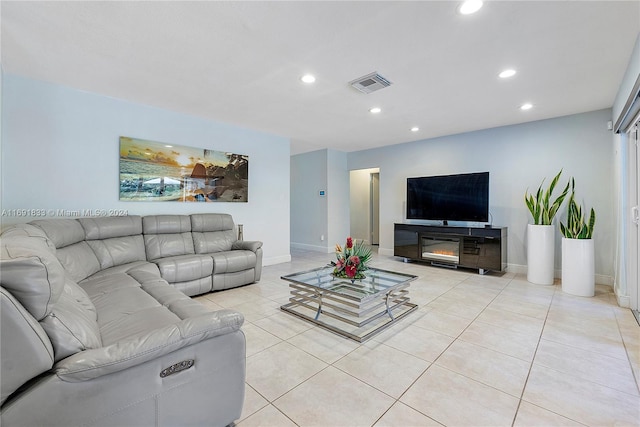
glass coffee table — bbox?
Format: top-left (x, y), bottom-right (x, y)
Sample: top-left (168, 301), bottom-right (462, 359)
top-left (280, 266), bottom-right (418, 342)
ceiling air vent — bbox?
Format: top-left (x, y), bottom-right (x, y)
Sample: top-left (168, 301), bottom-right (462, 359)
top-left (349, 72), bottom-right (392, 94)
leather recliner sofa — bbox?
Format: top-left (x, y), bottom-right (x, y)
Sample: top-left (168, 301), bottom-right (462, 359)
top-left (0, 213), bottom-right (262, 426)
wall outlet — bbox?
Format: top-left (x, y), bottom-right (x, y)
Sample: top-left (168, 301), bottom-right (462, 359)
top-left (320, 234), bottom-right (325, 241)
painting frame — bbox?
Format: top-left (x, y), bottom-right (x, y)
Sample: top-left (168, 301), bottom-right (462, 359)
top-left (119, 136), bottom-right (248, 202)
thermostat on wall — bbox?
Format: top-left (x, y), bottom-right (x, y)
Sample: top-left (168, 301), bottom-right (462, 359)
top-left (319, 190), bottom-right (326, 196)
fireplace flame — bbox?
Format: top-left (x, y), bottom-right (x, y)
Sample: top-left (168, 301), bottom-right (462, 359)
top-left (431, 250), bottom-right (457, 256)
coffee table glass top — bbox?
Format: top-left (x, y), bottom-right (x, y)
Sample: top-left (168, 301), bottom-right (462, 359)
top-left (281, 266), bottom-right (417, 301)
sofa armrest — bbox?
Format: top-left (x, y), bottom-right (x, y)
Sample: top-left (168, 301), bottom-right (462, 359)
top-left (54, 309), bottom-right (243, 382)
top-left (232, 240), bottom-right (262, 252)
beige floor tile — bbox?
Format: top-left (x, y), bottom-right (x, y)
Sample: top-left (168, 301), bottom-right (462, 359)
top-left (374, 402), bottom-right (443, 427)
top-left (447, 283), bottom-right (501, 300)
top-left (334, 341), bottom-right (430, 398)
top-left (246, 341), bottom-right (327, 401)
top-left (410, 309), bottom-right (473, 337)
top-left (204, 287), bottom-right (263, 307)
top-left (522, 364), bottom-right (640, 426)
top-left (237, 404), bottom-right (297, 427)
top-left (541, 318), bottom-right (628, 360)
top-left (534, 339), bottom-right (639, 396)
top-left (476, 306), bottom-right (545, 337)
top-left (426, 295), bottom-right (488, 320)
top-left (253, 311), bottom-right (314, 340)
top-left (401, 365), bottom-right (520, 426)
top-left (242, 323), bottom-right (282, 357)
top-left (238, 384), bottom-right (269, 422)
top-left (459, 320), bottom-right (540, 361)
top-left (230, 299), bottom-right (282, 323)
top-left (436, 339), bottom-right (531, 397)
top-left (488, 294), bottom-right (550, 320)
top-left (513, 401), bottom-right (585, 426)
top-left (286, 327), bottom-right (359, 364)
top-left (500, 280), bottom-right (556, 305)
top-left (439, 287), bottom-right (499, 308)
top-left (458, 273), bottom-right (511, 291)
top-left (274, 366), bottom-right (395, 427)
top-left (224, 251), bottom-right (639, 427)
top-left (546, 308), bottom-right (620, 336)
top-left (373, 323), bottom-right (454, 362)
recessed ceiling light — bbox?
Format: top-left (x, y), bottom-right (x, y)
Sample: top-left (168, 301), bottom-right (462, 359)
top-left (369, 107), bottom-right (382, 114)
top-left (459, 0), bottom-right (483, 15)
top-left (411, 127), bottom-right (420, 132)
top-left (520, 103), bottom-right (533, 110)
top-left (499, 69), bottom-right (516, 79)
top-left (300, 74), bottom-right (316, 84)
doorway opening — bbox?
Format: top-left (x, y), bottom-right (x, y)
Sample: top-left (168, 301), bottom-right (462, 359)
top-left (350, 168), bottom-right (380, 247)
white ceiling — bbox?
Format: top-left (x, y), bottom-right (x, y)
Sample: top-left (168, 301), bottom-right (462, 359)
top-left (2, 1), bottom-right (639, 155)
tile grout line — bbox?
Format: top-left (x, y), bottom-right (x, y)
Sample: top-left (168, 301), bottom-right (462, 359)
top-left (386, 274), bottom-right (511, 427)
top-left (509, 282), bottom-right (556, 427)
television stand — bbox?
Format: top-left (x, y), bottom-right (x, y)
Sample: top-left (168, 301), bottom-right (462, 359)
top-left (394, 223), bottom-right (507, 273)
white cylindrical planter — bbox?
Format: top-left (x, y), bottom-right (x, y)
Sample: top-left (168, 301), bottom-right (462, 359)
top-left (527, 224), bottom-right (555, 285)
top-left (561, 237), bottom-right (595, 297)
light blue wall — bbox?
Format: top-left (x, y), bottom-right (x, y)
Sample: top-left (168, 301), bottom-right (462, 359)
top-left (290, 148), bottom-right (349, 252)
top-left (290, 149), bottom-right (328, 251)
top-left (327, 149), bottom-right (349, 248)
top-left (348, 109), bottom-right (615, 281)
top-left (1, 74), bottom-right (291, 265)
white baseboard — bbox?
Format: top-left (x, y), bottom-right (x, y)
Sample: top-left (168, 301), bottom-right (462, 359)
top-left (595, 274), bottom-right (614, 286)
top-left (378, 247), bottom-right (395, 257)
top-left (263, 254), bottom-right (292, 266)
top-left (511, 263), bottom-right (613, 286)
top-left (290, 242), bottom-right (332, 253)
top-left (615, 288), bottom-right (630, 308)
top-left (507, 263), bottom-right (527, 275)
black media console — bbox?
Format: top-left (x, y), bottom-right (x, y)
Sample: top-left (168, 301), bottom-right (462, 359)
top-left (394, 223), bottom-right (507, 274)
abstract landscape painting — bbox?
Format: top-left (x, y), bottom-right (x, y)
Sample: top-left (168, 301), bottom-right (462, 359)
top-left (119, 137), bottom-right (248, 202)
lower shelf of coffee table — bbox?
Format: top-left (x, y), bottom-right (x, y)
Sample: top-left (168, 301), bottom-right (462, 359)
top-left (280, 290), bottom-right (418, 342)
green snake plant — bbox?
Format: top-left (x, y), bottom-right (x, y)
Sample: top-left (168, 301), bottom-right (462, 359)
top-left (524, 170), bottom-right (570, 225)
top-left (560, 178), bottom-right (596, 239)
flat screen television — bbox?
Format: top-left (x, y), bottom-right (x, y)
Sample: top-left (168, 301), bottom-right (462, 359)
top-left (406, 172), bottom-right (489, 223)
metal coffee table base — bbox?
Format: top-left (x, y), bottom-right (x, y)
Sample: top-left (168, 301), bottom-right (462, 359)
top-left (280, 282), bottom-right (418, 342)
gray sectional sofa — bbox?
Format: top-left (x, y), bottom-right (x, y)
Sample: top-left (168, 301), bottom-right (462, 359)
top-left (0, 213), bottom-right (262, 426)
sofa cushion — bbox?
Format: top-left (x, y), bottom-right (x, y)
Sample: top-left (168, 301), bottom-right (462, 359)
top-left (143, 215), bottom-right (191, 234)
top-left (144, 234), bottom-right (195, 261)
top-left (0, 235), bottom-right (65, 321)
top-left (82, 261), bottom-right (160, 282)
top-left (31, 219), bottom-right (85, 249)
top-left (191, 214), bottom-right (237, 254)
top-left (79, 216), bottom-right (142, 240)
top-left (78, 217), bottom-right (147, 269)
top-left (1, 223), bottom-right (57, 251)
top-left (30, 220), bottom-right (102, 281)
top-left (79, 272), bottom-right (190, 345)
top-left (1, 287), bottom-right (55, 406)
top-left (210, 250), bottom-right (257, 274)
top-left (143, 214), bottom-right (195, 260)
top-left (154, 254), bottom-right (213, 283)
top-left (55, 241), bottom-right (102, 282)
top-left (40, 278), bottom-right (102, 362)
top-left (86, 236), bottom-right (147, 269)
